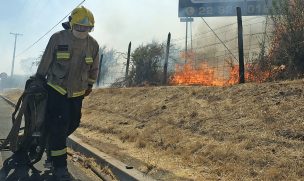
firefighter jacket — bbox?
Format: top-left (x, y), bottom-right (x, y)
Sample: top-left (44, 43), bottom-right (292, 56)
top-left (36, 30), bottom-right (99, 98)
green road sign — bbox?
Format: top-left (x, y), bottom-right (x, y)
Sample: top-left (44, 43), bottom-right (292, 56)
top-left (178, 0), bottom-right (273, 17)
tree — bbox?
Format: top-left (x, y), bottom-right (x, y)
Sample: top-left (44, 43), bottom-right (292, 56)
top-left (268, 0), bottom-right (304, 79)
top-left (128, 42), bottom-right (165, 86)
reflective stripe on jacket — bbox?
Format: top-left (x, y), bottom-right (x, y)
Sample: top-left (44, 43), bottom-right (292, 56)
top-left (37, 30), bottom-right (99, 97)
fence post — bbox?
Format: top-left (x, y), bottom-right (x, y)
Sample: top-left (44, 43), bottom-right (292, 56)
top-left (96, 54), bottom-right (103, 87)
top-left (237, 7), bottom-right (245, 84)
top-left (163, 32), bottom-right (171, 85)
top-left (125, 42), bottom-right (132, 86)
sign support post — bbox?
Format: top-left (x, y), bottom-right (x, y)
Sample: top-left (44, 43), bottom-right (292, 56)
top-left (185, 21), bottom-right (188, 64)
top-left (180, 17), bottom-right (194, 64)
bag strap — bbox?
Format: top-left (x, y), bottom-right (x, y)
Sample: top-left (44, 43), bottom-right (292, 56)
top-left (0, 94), bottom-right (28, 152)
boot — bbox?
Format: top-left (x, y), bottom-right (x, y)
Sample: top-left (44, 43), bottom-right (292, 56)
top-left (53, 167), bottom-right (72, 181)
top-left (44, 148), bottom-right (53, 169)
top-left (43, 158), bottom-right (53, 169)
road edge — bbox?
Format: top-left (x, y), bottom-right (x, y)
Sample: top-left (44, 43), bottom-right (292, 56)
top-left (0, 95), bottom-right (156, 181)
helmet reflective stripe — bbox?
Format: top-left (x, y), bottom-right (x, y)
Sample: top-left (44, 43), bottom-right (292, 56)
top-left (79, 17), bottom-right (90, 25)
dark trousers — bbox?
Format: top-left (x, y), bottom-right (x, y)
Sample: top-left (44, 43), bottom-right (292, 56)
top-left (46, 85), bottom-right (83, 167)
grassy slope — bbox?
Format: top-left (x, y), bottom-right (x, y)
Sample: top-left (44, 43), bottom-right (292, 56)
top-left (3, 80), bottom-right (304, 180)
top-left (75, 80), bottom-right (304, 181)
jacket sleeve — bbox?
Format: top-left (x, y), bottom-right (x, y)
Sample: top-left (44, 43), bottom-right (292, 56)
top-left (36, 35), bottom-right (56, 77)
top-left (88, 44), bottom-right (100, 86)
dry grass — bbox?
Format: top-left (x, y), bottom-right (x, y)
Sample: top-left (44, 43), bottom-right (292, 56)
top-left (77, 80), bottom-right (304, 180)
top-left (3, 80), bottom-right (304, 180)
top-left (1, 89), bottom-right (23, 103)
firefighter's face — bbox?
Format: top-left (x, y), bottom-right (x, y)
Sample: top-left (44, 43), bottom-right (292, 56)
top-left (72, 29), bottom-right (89, 39)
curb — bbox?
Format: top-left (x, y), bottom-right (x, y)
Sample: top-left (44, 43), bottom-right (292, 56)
top-left (0, 95), bottom-right (156, 181)
top-left (0, 95), bottom-right (16, 107)
top-left (68, 135), bottom-right (155, 181)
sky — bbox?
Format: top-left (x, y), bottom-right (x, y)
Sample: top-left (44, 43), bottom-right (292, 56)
top-left (0, 0), bottom-right (267, 76)
top-left (0, 0), bottom-right (186, 75)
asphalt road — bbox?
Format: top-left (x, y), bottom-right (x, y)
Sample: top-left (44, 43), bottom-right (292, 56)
top-left (0, 97), bottom-right (99, 181)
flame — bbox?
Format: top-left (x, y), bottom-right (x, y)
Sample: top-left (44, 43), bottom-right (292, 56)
top-left (170, 61), bottom-right (235, 86)
top-left (170, 60), bottom-right (271, 87)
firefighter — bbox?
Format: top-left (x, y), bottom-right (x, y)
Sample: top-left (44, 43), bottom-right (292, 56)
top-left (36, 6), bottom-right (99, 181)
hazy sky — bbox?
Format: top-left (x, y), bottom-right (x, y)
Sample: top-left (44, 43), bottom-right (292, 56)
top-left (0, 0), bottom-right (185, 75)
top-left (0, 0), bottom-right (266, 75)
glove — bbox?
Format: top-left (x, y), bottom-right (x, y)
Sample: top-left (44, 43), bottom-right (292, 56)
top-left (84, 88), bottom-right (92, 97)
top-left (34, 74), bottom-right (46, 82)
top-left (84, 84), bottom-right (93, 97)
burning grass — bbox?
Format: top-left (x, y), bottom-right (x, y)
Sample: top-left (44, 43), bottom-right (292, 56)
top-left (169, 60), bottom-right (272, 87)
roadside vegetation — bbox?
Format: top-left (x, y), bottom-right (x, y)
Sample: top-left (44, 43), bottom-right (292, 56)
top-left (249, 0), bottom-right (304, 81)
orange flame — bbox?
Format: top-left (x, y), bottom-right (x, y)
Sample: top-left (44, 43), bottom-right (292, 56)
top-left (170, 60), bottom-right (271, 87)
top-left (170, 61), bottom-right (237, 86)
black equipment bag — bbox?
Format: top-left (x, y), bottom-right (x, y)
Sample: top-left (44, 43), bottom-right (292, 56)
top-left (0, 76), bottom-right (48, 165)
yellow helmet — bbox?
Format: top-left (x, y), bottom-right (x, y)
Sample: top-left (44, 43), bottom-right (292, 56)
top-left (70, 6), bottom-right (94, 27)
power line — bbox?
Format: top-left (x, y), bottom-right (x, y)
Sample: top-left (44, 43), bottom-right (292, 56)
top-left (171, 18), bottom-right (267, 44)
top-left (192, 36), bottom-right (238, 51)
top-left (173, 22), bottom-right (271, 44)
top-left (192, 17), bottom-right (263, 37)
top-left (17, 0), bottom-right (86, 57)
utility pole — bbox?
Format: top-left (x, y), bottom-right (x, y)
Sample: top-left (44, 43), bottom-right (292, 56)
top-left (10, 32), bottom-right (23, 77)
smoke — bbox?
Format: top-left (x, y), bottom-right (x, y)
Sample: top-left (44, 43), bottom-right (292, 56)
top-left (192, 16), bottom-right (268, 64)
top-left (97, 46), bottom-right (126, 87)
top-left (20, 57), bottom-right (39, 75)
top-left (0, 57), bottom-right (35, 90)
top-left (0, 75), bottom-right (28, 91)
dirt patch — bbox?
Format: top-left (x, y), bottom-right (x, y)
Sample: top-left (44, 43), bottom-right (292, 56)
top-left (3, 80), bottom-right (304, 180)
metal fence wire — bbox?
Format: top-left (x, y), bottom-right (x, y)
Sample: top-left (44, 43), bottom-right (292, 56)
top-left (97, 18), bottom-right (272, 88)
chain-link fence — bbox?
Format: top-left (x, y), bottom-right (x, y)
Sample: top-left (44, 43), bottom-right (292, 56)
top-left (97, 17), bottom-right (273, 88)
